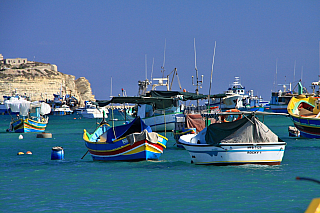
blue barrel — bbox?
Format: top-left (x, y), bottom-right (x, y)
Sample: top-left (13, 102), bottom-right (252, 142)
top-left (51, 146), bottom-right (64, 160)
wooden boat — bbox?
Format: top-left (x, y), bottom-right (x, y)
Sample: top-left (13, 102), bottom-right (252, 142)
top-left (6, 101), bottom-right (51, 133)
top-left (179, 111), bottom-right (286, 165)
top-left (287, 94), bottom-right (320, 138)
top-left (83, 116), bottom-right (168, 161)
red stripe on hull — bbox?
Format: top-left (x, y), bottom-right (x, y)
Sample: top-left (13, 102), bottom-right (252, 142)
top-left (88, 140), bottom-right (164, 156)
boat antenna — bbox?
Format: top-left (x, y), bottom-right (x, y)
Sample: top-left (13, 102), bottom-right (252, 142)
top-left (145, 54), bottom-right (147, 80)
top-left (194, 38), bottom-right (197, 71)
top-left (110, 76), bottom-right (113, 98)
top-left (275, 58), bottom-right (278, 92)
top-left (293, 60), bottom-right (296, 84)
top-left (150, 57), bottom-right (154, 84)
top-left (161, 39), bottom-right (166, 79)
top-left (207, 41), bottom-right (217, 125)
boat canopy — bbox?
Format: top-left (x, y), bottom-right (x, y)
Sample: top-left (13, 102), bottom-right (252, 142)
top-left (96, 96), bottom-right (175, 109)
top-left (205, 115), bottom-right (280, 146)
top-left (101, 116), bottom-right (152, 142)
top-left (95, 91), bottom-right (226, 108)
top-left (146, 91), bottom-right (226, 100)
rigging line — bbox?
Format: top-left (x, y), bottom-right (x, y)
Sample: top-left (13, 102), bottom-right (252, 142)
top-left (208, 41), bottom-right (217, 106)
top-left (207, 41), bottom-right (216, 127)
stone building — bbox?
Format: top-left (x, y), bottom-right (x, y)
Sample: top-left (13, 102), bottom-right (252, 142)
top-left (5, 58), bottom-right (28, 66)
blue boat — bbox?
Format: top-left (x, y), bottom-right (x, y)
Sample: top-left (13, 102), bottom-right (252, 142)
top-left (83, 116), bottom-right (168, 161)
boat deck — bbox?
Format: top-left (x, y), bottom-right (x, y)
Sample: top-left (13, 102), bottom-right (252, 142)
top-left (299, 108), bottom-right (317, 117)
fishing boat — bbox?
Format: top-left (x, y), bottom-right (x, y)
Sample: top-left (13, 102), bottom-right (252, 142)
top-left (83, 116), bottom-right (168, 161)
top-left (174, 106), bottom-right (220, 148)
top-left (6, 101), bottom-right (51, 133)
top-left (208, 77), bottom-right (265, 111)
top-left (96, 91), bottom-right (212, 132)
top-left (179, 111), bottom-right (286, 165)
top-left (75, 101), bottom-right (109, 119)
top-left (51, 104), bottom-right (73, 115)
top-left (287, 83), bottom-right (320, 138)
top-left (270, 90), bottom-right (294, 113)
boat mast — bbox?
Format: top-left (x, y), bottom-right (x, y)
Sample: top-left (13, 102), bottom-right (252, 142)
top-left (161, 39), bottom-right (166, 80)
top-left (192, 38), bottom-right (204, 108)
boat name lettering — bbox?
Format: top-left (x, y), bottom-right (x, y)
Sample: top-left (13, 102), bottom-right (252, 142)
top-left (247, 151), bottom-right (261, 154)
top-left (247, 146), bottom-right (262, 149)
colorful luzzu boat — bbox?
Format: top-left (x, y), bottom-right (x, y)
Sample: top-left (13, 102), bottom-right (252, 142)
top-left (287, 94), bottom-right (320, 139)
top-left (6, 101), bottom-right (51, 133)
top-left (83, 117), bottom-right (167, 161)
top-left (10, 117), bottom-right (48, 133)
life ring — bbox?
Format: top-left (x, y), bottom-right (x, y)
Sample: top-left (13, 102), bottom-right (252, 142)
top-left (222, 109), bottom-right (242, 122)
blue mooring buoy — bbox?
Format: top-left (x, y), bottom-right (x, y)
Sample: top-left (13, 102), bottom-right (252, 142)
top-left (51, 146), bottom-right (64, 160)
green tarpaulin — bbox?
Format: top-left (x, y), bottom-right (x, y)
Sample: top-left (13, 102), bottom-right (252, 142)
top-left (205, 114), bottom-right (253, 146)
top-left (146, 91), bottom-right (226, 100)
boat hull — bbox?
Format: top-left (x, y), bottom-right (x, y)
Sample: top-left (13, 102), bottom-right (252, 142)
top-left (143, 113), bottom-right (178, 132)
top-left (11, 118), bottom-right (48, 133)
top-left (287, 95), bottom-right (320, 138)
top-left (180, 141), bottom-right (286, 165)
top-left (291, 119), bottom-right (320, 138)
top-left (85, 136), bottom-right (167, 161)
top-left (270, 104), bottom-right (288, 113)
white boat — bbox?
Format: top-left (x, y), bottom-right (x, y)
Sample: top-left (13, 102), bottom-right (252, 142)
top-left (136, 102), bottom-right (181, 132)
top-left (81, 106), bottom-right (109, 119)
top-left (209, 77), bottom-right (265, 111)
top-left (52, 104), bottom-right (73, 115)
top-left (76, 101), bottom-right (109, 119)
top-left (179, 112), bottom-right (286, 165)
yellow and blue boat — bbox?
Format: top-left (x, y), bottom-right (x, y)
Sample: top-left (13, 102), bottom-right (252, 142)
top-left (287, 93), bottom-right (320, 139)
top-left (83, 117), bottom-right (167, 161)
top-left (6, 101), bottom-right (51, 133)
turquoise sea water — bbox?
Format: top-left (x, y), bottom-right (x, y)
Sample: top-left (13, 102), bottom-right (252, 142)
top-left (1, 114), bottom-right (320, 212)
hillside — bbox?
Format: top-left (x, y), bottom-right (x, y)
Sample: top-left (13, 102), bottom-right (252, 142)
top-left (0, 62), bottom-right (95, 106)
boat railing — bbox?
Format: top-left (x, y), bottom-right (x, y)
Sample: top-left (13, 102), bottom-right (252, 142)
top-left (201, 110), bottom-right (289, 118)
top-left (184, 106), bottom-right (208, 114)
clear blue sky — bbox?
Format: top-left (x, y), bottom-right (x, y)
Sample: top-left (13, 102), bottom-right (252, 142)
top-left (1, 0), bottom-right (319, 101)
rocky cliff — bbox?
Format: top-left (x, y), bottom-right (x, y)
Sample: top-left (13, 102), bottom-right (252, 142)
top-left (0, 62), bottom-right (95, 106)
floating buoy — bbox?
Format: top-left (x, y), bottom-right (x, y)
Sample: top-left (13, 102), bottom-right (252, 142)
top-left (26, 151), bottom-right (32, 155)
top-left (37, 132), bottom-right (52, 138)
top-left (74, 118), bottom-right (76, 119)
top-left (51, 146), bottom-right (64, 160)
top-left (17, 152), bottom-right (24, 155)
top-left (19, 134), bottom-right (23, 139)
